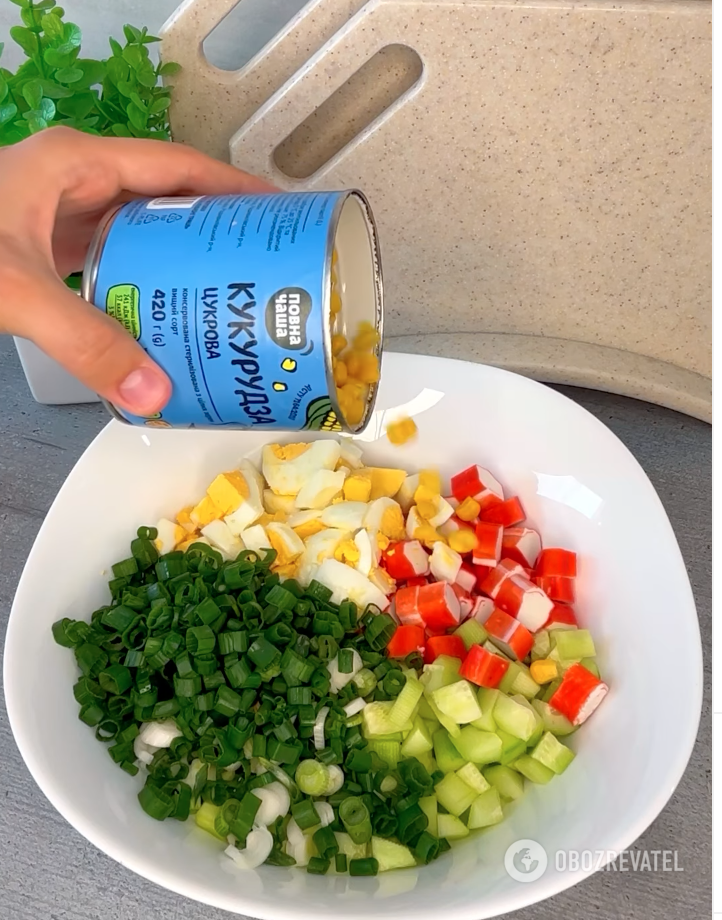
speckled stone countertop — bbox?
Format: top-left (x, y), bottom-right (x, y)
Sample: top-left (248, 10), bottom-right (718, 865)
top-left (0, 336), bottom-right (710, 920)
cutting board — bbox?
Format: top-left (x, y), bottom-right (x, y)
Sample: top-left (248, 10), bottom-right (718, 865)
top-left (164, 0), bottom-right (711, 421)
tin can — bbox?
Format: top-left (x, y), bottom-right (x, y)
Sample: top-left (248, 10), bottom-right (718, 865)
top-left (82, 191), bottom-right (383, 432)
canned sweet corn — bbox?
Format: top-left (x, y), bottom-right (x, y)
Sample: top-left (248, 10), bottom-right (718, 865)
top-left (82, 191), bottom-right (383, 431)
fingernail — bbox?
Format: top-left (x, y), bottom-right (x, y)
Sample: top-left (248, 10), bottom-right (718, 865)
top-left (118, 366), bottom-right (169, 414)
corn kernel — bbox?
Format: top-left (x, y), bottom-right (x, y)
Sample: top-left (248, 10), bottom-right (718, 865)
top-left (448, 529), bottom-right (478, 554)
top-left (419, 470), bottom-right (442, 495)
top-left (376, 533), bottom-right (390, 551)
top-left (331, 334), bottom-right (347, 356)
top-left (356, 352), bottom-right (380, 384)
top-left (386, 416), bottom-right (418, 446)
top-left (334, 360), bottom-right (348, 387)
top-left (416, 499), bottom-right (438, 520)
top-left (456, 497), bottom-right (481, 522)
top-left (345, 350), bottom-right (362, 378)
top-left (416, 523), bottom-right (445, 547)
top-left (330, 289), bottom-right (343, 315)
top-left (530, 659), bottom-right (559, 684)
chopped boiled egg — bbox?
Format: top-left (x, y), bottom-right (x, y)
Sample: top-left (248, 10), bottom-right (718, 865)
top-left (369, 566), bottom-right (396, 596)
top-left (367, 467), bottom-right (407, 501)
top-left (223, 462), bottom-right (265, 535)
top-left (364, 497), bottom-right (407, 541)
top-left (206, 470), bottom-right (250, 515)
top-left (429, 541), bottom-right (463, 582)
top-left (154, 518), bottom-right (185, 554)
top-left (176, 506), bottom-right (196, 534)
top-left (177, 534), bottom-right (211, 551)
top-left (265, 523), bottom-right (305, 565)
top-left (201, 519), bottom-right (243, 560)
top-left (339, 439), bottom-right (364, 469)
top-left (422, 495), bottom-right (455, 528)
top-left (263, 490), bottom-right (297, 515)
top-left (320, 501), bottom-right (369, 531)
top-left (396, 473), bottom-right (420, 512)
top-left (334, 538), bottom-right (361, 565)
top-left (314, 558), bottom-right (389, 610)
top-left (296, 529), bottom-right (347, 585)
top-left (288, 510), bottom-right (326, 540)
top-left (240, 524), bottom-right (272, 556)
top-left (262, 441), bottom-right (341, 496)
top-left (343, 469), bottom-right (373, 503)
top-left (190, 494), bottom-right (223, 529)
top-left (353, 528), bottom-right (379, 577)
top-left (295, 469), bottom-right (348, 510)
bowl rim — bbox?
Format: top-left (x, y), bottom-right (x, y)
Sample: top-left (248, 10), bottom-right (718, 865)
top-left (3, 354), bottom-right (703, 920)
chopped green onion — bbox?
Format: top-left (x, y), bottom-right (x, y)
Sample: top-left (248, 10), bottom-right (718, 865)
top-left (339, 797), bottom-right (372, 844)
top-left (349, 857), bottom-right (378, 876)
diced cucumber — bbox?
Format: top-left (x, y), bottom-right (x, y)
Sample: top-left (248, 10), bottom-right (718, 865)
top-left (416, 749), bottom-right (438, 775)
top-left (512, 754), bottom-right (555, 784)
top-left (530, 731), bottom-right (575, 774)
top-left (335, 831), bottom-right (369, 860)
top-left (547, 649), bottom-right (581, 672)
top-left (580, 657), bottom-right (600, 679)
top-left (472, 687), bottom-right (499, 732)
top-left (531, 629), bottom-right (551, 661)
top-left (453, 726), bottom-right (503, 764)
top-left (390, 677), bottom-right (424, 727)
top-left (467, 787), bottom-right (504, 829)
top-left (195, 802), bottom-right (225, 840)
top-left (552, 628), bottom-right (596, 660)
top-left (540, 678), bottom-right (562, 703)
top-left (512, 694), bottom-right (544, 747)
top-left (531, 698), bottom-right (576, 736)
top-left (496, 729), bottom-right (527, 765)
top-left (418, 795), bottom-right (438, 836)
top-left (498, 660), bottom-right (522, 694)
top-left (454, 619), bottom-right (488, 650)
top-left (400, 716), bottom-right (434, 758)
top-left (421, 655), bottom-right (463, 693)
top-left (493, 694), bottom-right (537, 741)
top-left (427, 695), bottom-right (461, 738)
top-left (366, 739), bottom-right (401, 768)
top-left (432, 681), bottom-right (483, 724)
top-left (483, 764), bottom-right (525, 802)
top-left (433, 729), bottom-right (466, 773)
top-left (546, 622), bottom-right (576, 632)
top-left (417, 697), bottom-right (438, 723)
top-left (364, 700), bottom-right (411, 737)
top-left (456, 762), bottom-right (491, 794)
top-left (437, 812), bottom-right (469, 840)
top-left (435, 772), bottom-right (478, 816)
top-left (510, 662), bottom-right (541, 700)
top-left (372, 836), bottom-right (416, 871)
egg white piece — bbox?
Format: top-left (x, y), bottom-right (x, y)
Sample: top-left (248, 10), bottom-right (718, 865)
top-left (295, 469), bottom-right (348, 510)
top-left (265, 523), bottom-right (305, 560)
top-left (262, 441), bottom-right (342, 496)
top-left (314, 558), bottom-right (389, 610)
top-left (320, 502), bottom-right (369, 531)
top-left (262, 489), bottom-right (297, 515)
top-left (154, 518), bottom-right (182, 554)
top-left (239, 524), bottom-right (272, 556)
top-left (287, 509), bottom-right (324, 529)
top-left (296, 529), bottom-right (347, 585)
top-left (368, 566), bottom-right (396, 596)
top-left (396, 473), bottom-right (420, 513)
top-left (353, 529), bottom-right (378, 577)
top-left (427, 495), bottom-right (455, 528)
top-left (223, 464), bottom-right (265, 535)
top-left (406, 506), bottom-right (422, 539)
top-left (201, 520), bottom-right (244, 560)
top-left (339, 439), bottom-right (364, 469)
top-left (364, 497), bottom-right (406, 540)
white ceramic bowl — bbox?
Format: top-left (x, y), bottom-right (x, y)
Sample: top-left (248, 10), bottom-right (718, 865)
top-left (4, 353), bottom-right (702, 920)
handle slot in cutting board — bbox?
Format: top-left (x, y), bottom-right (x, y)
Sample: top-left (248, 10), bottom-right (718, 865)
top-left (272, 43), bottom-right (423, 180)
top-left (202, 0), bottom-right (310, 71)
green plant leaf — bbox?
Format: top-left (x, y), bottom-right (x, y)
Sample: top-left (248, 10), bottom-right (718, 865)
top-left (148, 96), bottom-right (171, 116)
top-left (136, 70), bottom-right (158, 89)
top-left (10, 26), bottom-right (40, 59)
top-left (38, 78), bottom-right (72, 98)
top-left (40, 13), bottom-right (64, 40)
top-left (34, 0), bottom-right (59, 9)
top-left (123, 24), bottom-right (142, 44)
top-left (25, 112), bottom-right (48, 133)
top-left (62, 22), bottom-right (82, 49)
top-left (57, 91), bottom-right (95, 119)
top-left (0, 103), bottom-right (18, 125)
top-left (111, 123), bottom-right (132, 137)
top-left (108, 37), bottom-right (122, 57)
top-left (122, 45), bottom-right (143, 70)
top-left (105, 57), bottom-right (129, 84)
top-left (158, 61), bottom-right (182, 77)
top-left (126, 100), bottom-right (147, 131)
top-left (141, 34), bottom-right (161, 44)
top-left (55, 66), bottom-right (83, 84)
top-left (22, 78), bottom-right (43, 109)
top-left (21, 8), bottom-right (43, 30)
top-left (75, 59), bottom-right (105, 87)
top-left (0, 76), bottom-right (7, 104)
top-left (38, 97), bottom-right (56, 120)
top-left (129, 92), bottom-right (147, 113)
top-left (116, 79), bottom-right (136, 99)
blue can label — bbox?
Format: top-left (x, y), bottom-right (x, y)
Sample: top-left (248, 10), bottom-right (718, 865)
top-left (90, 192), bottom-right (349, 431)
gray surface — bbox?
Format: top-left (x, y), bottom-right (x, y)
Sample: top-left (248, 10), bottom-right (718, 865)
top-left (0, 336), bottom-right (710, 919)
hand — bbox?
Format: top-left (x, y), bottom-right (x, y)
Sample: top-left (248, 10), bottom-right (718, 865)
top-left (0, 127), bottom-right (274, 415)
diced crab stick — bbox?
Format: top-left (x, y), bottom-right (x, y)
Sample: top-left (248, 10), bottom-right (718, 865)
top-left (386, 624), bottom-right (425, 658)
top-left (472, 522), bottom-right (503, 566)
top-left (407, 575), bottom-right (429, 588)
top-left (450, 465), bottom-right (504, 509)
top-left (494, 573), bottom-right (553, 632)
top-left (459, 644), bottom-right (510, 688)
top-left (424, 635), bottom-right (467, 664)
top-left (479, 496), bottom-right (526, 527)
top-left (536, 547), bottom-right (577, 578)
top-left (455, 562), bottom-right (477, 594)
top-left (501, 527), bottom-right (541, 568)
top-left (383, 540), bottom-right (430, 580)
top-left (430, 542), bottom-right (463, 583)
top-left (480, 559), bottom-right (525, 598)
top-left (451, 583), bottom-right (475, 621)
top-left (473, 563), bottom-right (493, 589)
top-left (394, 585), bottom-right (424, 626)
top-left (484, 608), bottom-right (534, 661)
top-left (470, 596), bottom-right (495, 624)
top-left (417, 582), bottom-right (462, 631)
top-left (549, 663), bottom-right (608, 725)
top-left (545, 603), bottom-right (579, 629)
top-left (534, 574), bottom-right (576, 604)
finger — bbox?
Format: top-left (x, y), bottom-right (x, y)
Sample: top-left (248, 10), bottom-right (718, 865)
top-left (9, 265), bottom-right (171, 416)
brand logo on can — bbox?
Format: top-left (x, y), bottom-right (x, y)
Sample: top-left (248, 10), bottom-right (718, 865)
top-left (265, 287), bottom-right (312, 350)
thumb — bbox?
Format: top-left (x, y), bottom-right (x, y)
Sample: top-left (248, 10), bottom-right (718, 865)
top-left (12, 270), bottom-right (171, 416)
